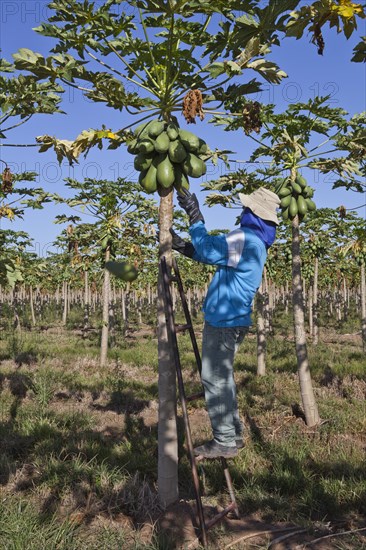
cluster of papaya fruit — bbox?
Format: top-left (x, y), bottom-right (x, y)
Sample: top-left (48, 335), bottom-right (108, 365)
top-left (355, 251), bottom-right (366, 267)
top-left (278, 174), bottom-right (316, 221)
top-left (127, 119), bottom-right (207, 194)
top-left (284, 245), bottom-right (292, 263)
top-left (308, 237), bottom-right (323, 256)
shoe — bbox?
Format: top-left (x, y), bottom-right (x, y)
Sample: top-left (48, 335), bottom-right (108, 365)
top-left (236, 437), bottom-right (245, 449)
top-left (193, 439), bottom-right (238, 459)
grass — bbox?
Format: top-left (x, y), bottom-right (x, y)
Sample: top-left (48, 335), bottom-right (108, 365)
top-left (0, 307), bottom-right (365, 549)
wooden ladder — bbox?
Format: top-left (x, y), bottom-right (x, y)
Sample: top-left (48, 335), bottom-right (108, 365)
top-left (160, 256), bottom-right (240, 548)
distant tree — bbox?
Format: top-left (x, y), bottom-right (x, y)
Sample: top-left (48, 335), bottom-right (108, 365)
top-left (204, 99), bottom-right (365, 426)
top-left (53, 177), bottom-right (156, 365)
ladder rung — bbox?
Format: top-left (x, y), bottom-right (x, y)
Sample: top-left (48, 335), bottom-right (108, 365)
top-left (175, 323), bottom-right (191, 333)
top-left (186, 391), bottom-right (205, 402)
top-left (205, 502), bottom-right (238, 530)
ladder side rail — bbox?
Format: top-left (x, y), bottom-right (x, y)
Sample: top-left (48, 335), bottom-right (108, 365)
top-left (160, 257), bottom-right (208, 547)
top-left (172, 257), bottom-right (202, 374)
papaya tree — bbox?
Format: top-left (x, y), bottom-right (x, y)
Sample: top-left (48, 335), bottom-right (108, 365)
top-left (0, 230), bottom-right (36, 329)
top-left (53, 177), bottom-right (156, 366)
top-left (205, 100), bottom-right (365, 426)
top-left (11, 0), bottom-right (305, 505)
top-left (0, 55), bottom-right (64, 287)
top-left (340, 218), bottom-right (366, 350)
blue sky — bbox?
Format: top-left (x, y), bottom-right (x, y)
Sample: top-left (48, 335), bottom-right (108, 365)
top-left (0, 1), bottom-right (365, 255)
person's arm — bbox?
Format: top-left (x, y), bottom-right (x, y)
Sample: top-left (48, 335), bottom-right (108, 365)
top-left (169, 228), bottom-right (196, 259)
top-left (190, 222), bottom-right (239, 266)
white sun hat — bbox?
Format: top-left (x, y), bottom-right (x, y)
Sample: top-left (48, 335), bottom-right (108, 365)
top-left (238, 187), bottom-right (281, 225)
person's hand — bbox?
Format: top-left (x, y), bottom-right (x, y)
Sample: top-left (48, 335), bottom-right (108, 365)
top-left (177, 188), bottom-right (204, 225)
top-left (169, 228), bottom-right (195, 259)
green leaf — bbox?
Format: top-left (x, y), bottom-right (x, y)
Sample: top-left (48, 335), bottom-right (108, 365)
top-left (247, 59), bottom-right (287, 84)
top-left (351, 37), bottom-right (366, 62)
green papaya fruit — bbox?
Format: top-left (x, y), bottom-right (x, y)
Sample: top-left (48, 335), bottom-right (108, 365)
top-left (291, 181), bottom-right (302, 194)
top-left (182, 153), bottom-right (205, 178)
top-left (306, 198), bottom-right (316, 211)
top-left (134, 152), bottom-right (154, 172)
top-left (179, 129), bottom-right (200, 152)
top-left (278, 186), bottom-right (292, 198)
top-left (282, 207), bottom-right (289, 221)
top-left (134, 120), bottom-right (154, 139)
top-left (297, 195), bottom-right (308, 216)
top-left (156, 154), bottom-right (175, 188)
top-left (197, 138), bottom-right (208, 154)
top-left (289, 197), bottom-right (298, 218)
top-left (140, 162), bottom-right (157, 193)
top-left (296, 174), bottom-right (307, 188)
top-left (154, 132), bottom-right (170, 153)
top-left (304, 186), bottom-right (314, 198)
top-left (280, 195), bottom-right (292, 208)
top-left (100, 236), bottom-right (109, 250)
top-left (148, 120), bottom-right (165, 138)
top-left (127, 138), bottom-right (139, 154)
top-left (174, 165), bottom-right (190, 192)
top-left (138, 139), bottom-right (155, 154)
top-left (168, 140), bottom-right (187, 163)
top-left (166, 123), bottom-right (179, 141)
top-left (105, 261), bottom-right (138, 282)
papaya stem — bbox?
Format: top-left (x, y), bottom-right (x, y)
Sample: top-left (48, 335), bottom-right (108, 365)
top-left (138, 7), bottom-right (161, 87)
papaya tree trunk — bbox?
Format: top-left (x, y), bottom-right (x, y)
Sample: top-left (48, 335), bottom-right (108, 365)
top-left (100, 247), bottom-right (111, 367)
top-left (360, 263), bottom-right (366, 352)
top-left (256, 282), bottom-right (266, 376)
top-left (157, 188), bottom-right (178, 508)
top-left (285, 280), bottom-right (289, 315)
top-left (291, 215), bottom-right (320, 427)
top-left (308, 284), bottom-right (313, 339)
top-left (83, 270), bottom-right (90, 336)
top-left (343, 277), bottom-right (348, 321)
top-left (13, 286), bottom-right (21, 332)
top-left (62, 281), bottom-right (68, 325)
top-left (29, 286), bottom-right (36, 326)
top-left (313, 257), bottom-right (319, 345)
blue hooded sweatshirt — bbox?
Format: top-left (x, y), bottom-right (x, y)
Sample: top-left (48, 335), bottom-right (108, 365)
top-left (190, 212), bottom-right (276, 327)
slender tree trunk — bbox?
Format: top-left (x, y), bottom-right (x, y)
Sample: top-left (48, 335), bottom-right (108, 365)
top-left (360, 263), bottom-right (366, 352)
top-left (308, 284), bottom-right (313, 339)
top-left (343, 277), bottom-right (348, 321)
top-left (100, 248), bottom-right (111, 367)
top-left (291, 214), bottom-right (320, 427)
top-left (157, 188), bottom-right (178, 508)
top-left (263, 269), bottom-right (270, 335)
top-left (62, 281), bottom-right (68, 325)
top-left (285, 280), bottom-right (289, 315)
top-left (313, 257), bottom-right (319, 345)
top-left (29, 286), bottom-right (36, 327)
top-left (121, 289), bottom-right (126, 322)
top-left (123, 283), bottom-right (131, 335)
top-left (256, 282), bottom-right (266, 376)
top-left (187, 287), bottom-right (192, 314)
top-left (13, 286), bottom-right (21, 332)
top-left (83, 270), bottom-right (90, 336)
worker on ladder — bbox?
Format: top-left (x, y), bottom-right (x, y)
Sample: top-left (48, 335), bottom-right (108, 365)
top-left (172, 187), bottom-right (280, 459)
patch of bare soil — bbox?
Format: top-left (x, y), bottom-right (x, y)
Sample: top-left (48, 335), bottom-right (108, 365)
top-left (323, 331), bottom-right (363, 346)
top-left (157, 502), bottom-right (366, 549)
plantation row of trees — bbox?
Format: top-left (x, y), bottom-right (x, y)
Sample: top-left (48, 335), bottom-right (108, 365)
top-left (1, 202), bottom-right (364, 340)
top-left (1, 0), bottom-right (366, 506)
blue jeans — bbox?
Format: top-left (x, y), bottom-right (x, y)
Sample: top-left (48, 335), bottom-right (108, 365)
top-left (201, 322), bottom-right (248, 447)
